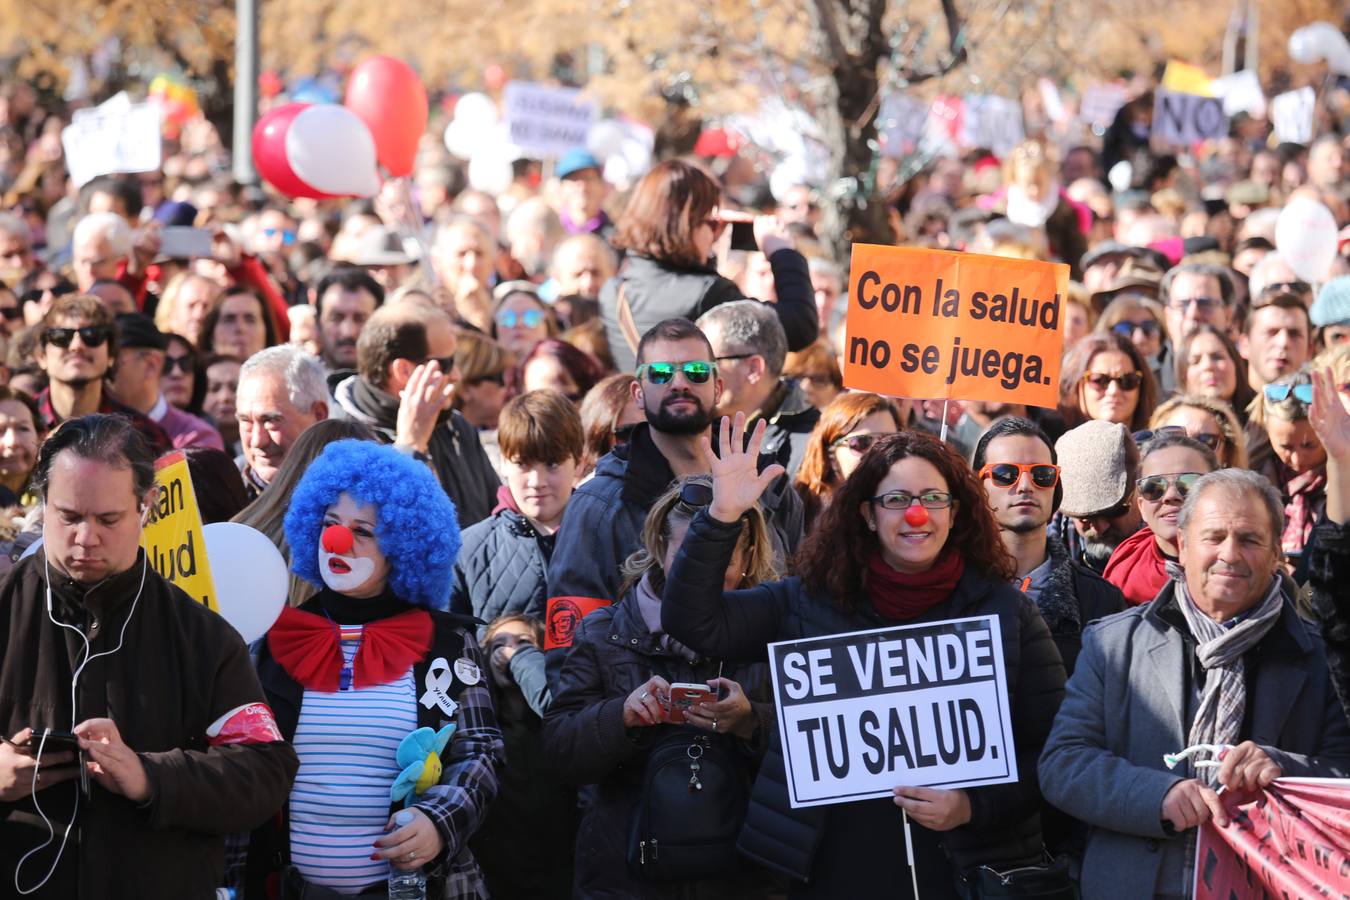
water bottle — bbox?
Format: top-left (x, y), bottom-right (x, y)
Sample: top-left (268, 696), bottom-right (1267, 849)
top-left (388, 809), bottom-right (427, 900)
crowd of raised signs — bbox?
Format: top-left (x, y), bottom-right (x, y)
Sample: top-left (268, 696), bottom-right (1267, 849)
top-left (1, 68), bottom-right (1350, 900)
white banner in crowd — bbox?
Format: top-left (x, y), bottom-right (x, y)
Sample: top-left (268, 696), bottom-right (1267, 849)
top-left (961, 95), bottom-right (1024, 157)
top-left (1210, 70), bottom-right (1266, 118)
top-left (1079, 83), bottom-right (1128, 129)
top-left (62, 97), bottom-right (162, 187)
top-left (768, 615), bottom-right (1018, 808)
top-left (502, 81), bottom-right (597, 159)
top-left (1272, 87), bottom-right (1316, 145)
top-left (1152, 87), bottom-right (1227, 145)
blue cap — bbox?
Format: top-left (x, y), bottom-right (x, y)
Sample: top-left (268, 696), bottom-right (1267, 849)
top-left (557, 149), bottom-right (602, 180)
top-left (152, 201), bottom-right (198, 227)
top-left (1311, 276), bottom-right (1350, 327)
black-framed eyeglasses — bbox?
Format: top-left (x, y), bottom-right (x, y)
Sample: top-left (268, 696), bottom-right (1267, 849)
top-left (416, 355), bottom-right (456, 372)
top-left (715, 352), bottom-right (757, 364)
top-left (870, 490), bottom-right (953, 510)
top-left (1166, 296), bottom-right (1221, 312)
top-left (1136, 472), bottom-right (1203, 503)
top-left (21, 283), bottom-right (75, 306)
top-left (636, 360), bottom-right (716, 385)
top-left (44, 326), bottom-right (110, 349)
top-left (831, 432), bottom-right (888, 454)
top-left (1132, 425), bottom-right (1223, 450)
top-left (163, 355), bottom-right (194, 375)
top-left (1083, 371), bottom-right (1143, 392)
top-left (1264, 382), bottom-right (1313, 404)
top-left (677, 480), bottom-right (714, 510)
top-left (979, 463), bottom-right (1060, 489)
top-left (1259, 281), bottom-right (1312, 299)
top-left (1112, 320), bottom-right (1161, 337)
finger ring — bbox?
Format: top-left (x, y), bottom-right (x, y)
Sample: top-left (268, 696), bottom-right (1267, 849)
top-left (408, 852), bottom-right (417, 861)
top-left (640, 692), bottom-right (649, 700)
top-left (712, 719), bottom-right (718, 732)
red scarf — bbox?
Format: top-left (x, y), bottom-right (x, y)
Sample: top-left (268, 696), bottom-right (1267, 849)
top-left (866, 550), bottom-right (965, 621)
top-left (1102, 527), bottom-right (1168, 606)
top-left (268, 606), bottom-right (434, 692)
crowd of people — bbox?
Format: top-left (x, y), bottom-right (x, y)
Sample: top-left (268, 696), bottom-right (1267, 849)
top-left (0, 69), bottom-right (1349, 900)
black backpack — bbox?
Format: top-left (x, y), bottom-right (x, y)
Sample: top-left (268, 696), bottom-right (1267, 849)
top-left (626, 728), bottom-right (751, 882)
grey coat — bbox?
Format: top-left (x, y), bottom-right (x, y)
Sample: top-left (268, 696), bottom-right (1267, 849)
top-left (1038, 580), bottom-right (1350, 900)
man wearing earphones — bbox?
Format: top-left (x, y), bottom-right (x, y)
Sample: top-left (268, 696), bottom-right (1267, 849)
top-left (0, 414), bottom-right (298, 899)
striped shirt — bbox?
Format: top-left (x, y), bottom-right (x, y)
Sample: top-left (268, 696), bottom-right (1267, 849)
top-left (289, 630), bottom-right (417, 892)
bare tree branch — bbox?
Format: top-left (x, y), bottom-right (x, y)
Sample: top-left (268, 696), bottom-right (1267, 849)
top-left (808, 0), bottom-right (852, 66)
top-left (897, 0), bottom-right (968, 83)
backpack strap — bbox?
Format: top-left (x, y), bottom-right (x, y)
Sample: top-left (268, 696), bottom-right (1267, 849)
top-left (616, 281), bottom-right (641, 357)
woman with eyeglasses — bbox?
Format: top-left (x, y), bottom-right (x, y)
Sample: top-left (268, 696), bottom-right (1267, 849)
top-left (1097, 295), bottom-right (1170, 394)
top-left (160, 332), bottom-right (208, 416)
top-left (1250, 367), bottom-right (1327, 582)
top-left (491, 281), bottom-right (558, 359)
top-left (1147, 393), bottom-right (1248, 469)
top-left (662, 417), bottom-right (1067, 898)
top-left (782, 339), bottom-right (844, 411)
top-left (600, 160), bottom-right (816, 374)
top-left (794, 392), bottom-right (904, 532)
top-left (1102, 433), bottom-right (1218, 605)
top-left (543, 473), bottom-right (780, 899)
top-left (454, 332), bottom-right (515, 474)
top-left (1058, 332), bottom-right (1158, 432)
top-left (1175, 323), bottom-right (1255, 424)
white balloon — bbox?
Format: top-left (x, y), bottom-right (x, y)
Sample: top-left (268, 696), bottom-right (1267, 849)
top-left (454, 92), bottom-right (498, 128)
top-left (1275, 198), bottom-right (1339, 284)
top-left (202, 522), bottom-right (288, 644)
top-left (587, 119), bottom-right (626, 159)
top-left (285, 104), bottom-right (381, 198)
top-left (1289, 22), bottom-right (1350, 74)
top-left (443, 118), bottom-right (485, 160)
top-left (468, 150), bottom-right (513, 195)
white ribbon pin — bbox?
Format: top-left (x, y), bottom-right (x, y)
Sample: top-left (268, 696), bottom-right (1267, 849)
top-left (419, 657), bottom-right (459, 718)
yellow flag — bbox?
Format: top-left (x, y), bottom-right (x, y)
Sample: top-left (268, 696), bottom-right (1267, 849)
top-left (1162, 61), bottom-right (1214, 97)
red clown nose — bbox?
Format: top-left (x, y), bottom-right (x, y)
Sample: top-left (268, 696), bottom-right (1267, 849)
top-left (322, 524), bottom-right (355, 555)
top-left (903, 505), bottom-right (929, 527)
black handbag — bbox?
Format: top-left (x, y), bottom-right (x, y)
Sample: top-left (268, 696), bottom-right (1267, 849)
top-left (626, 729), bottom-right (750, 882)
top-left (959, 853), bottom-right (1077, 899)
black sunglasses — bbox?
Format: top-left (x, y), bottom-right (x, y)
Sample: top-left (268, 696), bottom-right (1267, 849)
top-left (1112, 320), bottom-right (1161, 337)
top-left (0, 305), bottom-right (20, 321)
top-left (417, 355), bottom-right (456, 372)
top-left (1131, 426), bottom-right (1223, 451)
top-left (21, 283), bottom-right (76, 306)
top-left (1083, 371), bottom-right (1143, 392)
top-left (831, 432), bottom-right (888, 454)
top-left (44, 326), bottom-right (110, 349)
top-left (163, 355), bottom-right (194, 375)
top-left (677, 480), bottom-right (714, 509)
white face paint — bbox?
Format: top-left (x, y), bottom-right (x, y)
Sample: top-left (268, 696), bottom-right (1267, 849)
top-left (319, 547), bottom-right (377, 593)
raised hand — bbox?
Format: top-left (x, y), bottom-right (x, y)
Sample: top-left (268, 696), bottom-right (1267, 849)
top-left (701, 413), bottom-right (786, 525)
top-left (395, 361), bottom-right (454, 453)
top-left (1310, 367), bottom-right (1350, 462)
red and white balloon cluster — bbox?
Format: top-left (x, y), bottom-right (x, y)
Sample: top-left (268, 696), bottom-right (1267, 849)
top-left (252, 56), bottom-right (429, 199)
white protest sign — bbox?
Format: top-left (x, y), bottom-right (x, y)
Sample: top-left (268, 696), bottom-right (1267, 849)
top-left (878, 94), bottom-right (931, 158)
top-left (62, 101), bottom-right (162, 187)
top-left (962, 94), bottom-right (1024, 157)
top-left (1152, 88), bottom-right (1227, 146)
top-left (1210, 70), bottom-right (1266, 118)
top-left (768, 615), bottom-right (1017, 808)
top-left (1271, 87), bottom-right (1315, 145)
top-left (502, 81), bottom-right (597, 159)
top-left (1079, 83), bottom-right (1127, 129)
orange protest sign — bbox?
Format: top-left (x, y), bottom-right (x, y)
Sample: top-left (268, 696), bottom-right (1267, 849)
top-left (843, 245), bottom-right (1069, 408)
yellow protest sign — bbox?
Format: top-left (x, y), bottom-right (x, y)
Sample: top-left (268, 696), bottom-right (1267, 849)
top-left (1161, 61), bottom-right (1214, 97)
top-left (843, 245), bottom-right (1069, 408)
top-left (141, 451), bottom-right (217, 611)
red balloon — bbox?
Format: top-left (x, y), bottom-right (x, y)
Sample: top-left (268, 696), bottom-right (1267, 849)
top-left (344, 55), bottom-right (428, 178)
top-left (903, 506), bottom-right (930, 527)
top-left (252, 103), bottom-right (334, 199)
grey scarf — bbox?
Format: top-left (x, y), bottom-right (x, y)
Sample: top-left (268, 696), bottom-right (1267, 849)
top-left (635, 572), bottom-right (700, 663)
top-left (1169, 564), bottom-right (1284, 781)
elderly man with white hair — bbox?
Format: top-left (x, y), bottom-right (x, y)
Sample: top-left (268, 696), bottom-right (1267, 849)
top-left (71, 211), bottom-right (133, 292)
top-left (1039, 467), bottom-right (1350, 900)
top-left (234, 345), bottom-right (329, 499)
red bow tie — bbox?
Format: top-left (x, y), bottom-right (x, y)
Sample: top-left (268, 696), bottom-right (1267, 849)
top-left (268, 606), bottom-right (433, 692)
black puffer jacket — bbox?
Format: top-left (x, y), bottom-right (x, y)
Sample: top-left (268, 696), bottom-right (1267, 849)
top-left (1309, 516), bottom-right (1350, 724)
top-left (662, 512), bottom-right (1068, 897)
top-left (542, 591), bottom-right (776, 899)
top-left (600, 251), bottom-right (817, 373)
top-left (450, 501), bottom-right (555, 637)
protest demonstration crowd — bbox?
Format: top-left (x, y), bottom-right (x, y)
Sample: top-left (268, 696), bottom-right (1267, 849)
top-left (4, 10), bottom-right (1350, 900)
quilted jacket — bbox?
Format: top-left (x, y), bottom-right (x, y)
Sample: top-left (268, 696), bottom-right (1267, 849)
top-left (450, 504), bottom-right (556, 637)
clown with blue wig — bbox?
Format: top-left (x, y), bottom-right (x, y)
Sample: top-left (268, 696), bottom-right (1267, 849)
top-left (243, 440), bottom-right (503, 899)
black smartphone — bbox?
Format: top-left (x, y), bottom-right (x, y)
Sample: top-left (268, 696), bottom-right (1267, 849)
top-left (729, 220), bottom-right (758, 252)
top-left (28, 728), bottom-right (81, 754)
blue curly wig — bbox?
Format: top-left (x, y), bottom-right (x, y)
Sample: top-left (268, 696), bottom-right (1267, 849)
top-left (284, 440), bottom-right (461, 609)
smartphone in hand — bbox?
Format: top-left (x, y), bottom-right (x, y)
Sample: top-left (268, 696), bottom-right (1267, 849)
top-left (664, 682), bottom-right (715, 724)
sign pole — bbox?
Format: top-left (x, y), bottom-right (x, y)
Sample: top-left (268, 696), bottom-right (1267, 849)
top-left (938, 398), bottom-right (950, 444)
top-left (903, 810), bottom-right (922, 899)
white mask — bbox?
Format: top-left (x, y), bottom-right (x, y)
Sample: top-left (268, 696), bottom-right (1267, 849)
top-left (319, 547), bottom-right (377, 593)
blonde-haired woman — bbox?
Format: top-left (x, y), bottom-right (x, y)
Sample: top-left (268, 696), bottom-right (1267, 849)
top-left (543, 474), bottom-right (778, 898)
top-left (1147, 393), bottom-right (1248, 469)
top-left (154, 271), bottom-right (221, 348)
